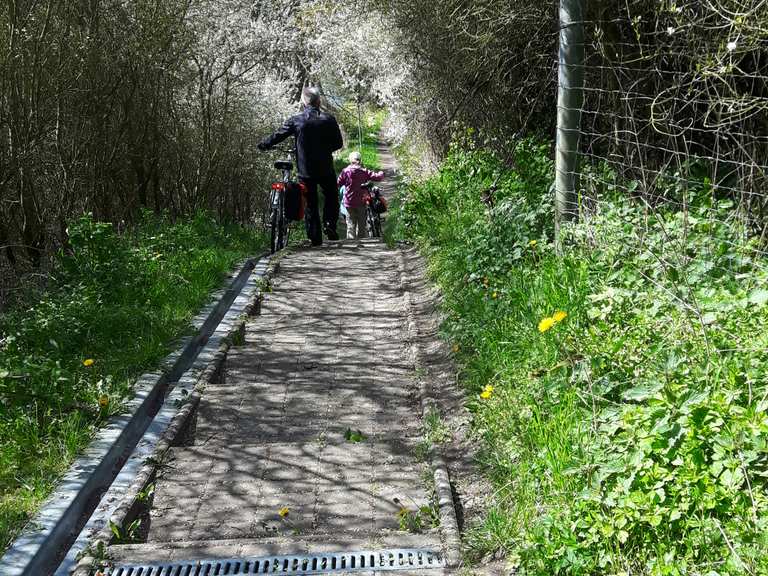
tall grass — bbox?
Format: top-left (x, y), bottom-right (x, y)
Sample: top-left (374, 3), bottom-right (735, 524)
top-left (0, 212), bottom-right (265, 550)
top-left (395, 137), bottom-right (768, 575)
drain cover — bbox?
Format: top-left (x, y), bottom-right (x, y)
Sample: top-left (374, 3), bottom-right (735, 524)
top-left (102, 548), bottom-right (443, 575)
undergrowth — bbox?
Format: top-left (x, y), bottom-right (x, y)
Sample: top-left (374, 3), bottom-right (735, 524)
top-left (395, 136), bottom-right (768, 575)
top-left (0, 212), bottom-right (265, 551)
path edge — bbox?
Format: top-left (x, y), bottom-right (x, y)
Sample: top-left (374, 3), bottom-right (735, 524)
top-left (70, 256), bottom-right (283, 576)
top-left (397, 247), bottom-right (463, 570)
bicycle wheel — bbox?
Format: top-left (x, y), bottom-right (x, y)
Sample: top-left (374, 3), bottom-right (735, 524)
top-left (269, 191), bottom-right (279, 254)
top-left (282, 219), bottom-right (291, 249)
top-left (366, 208), bottom-right (376, 238)
top-left (275, 192), bottom-right (287, 251)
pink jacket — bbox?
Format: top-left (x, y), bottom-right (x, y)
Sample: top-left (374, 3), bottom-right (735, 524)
top-left (337, 164), bottom-right (385, 209)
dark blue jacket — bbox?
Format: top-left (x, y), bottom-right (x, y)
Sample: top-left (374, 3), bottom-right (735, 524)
top-left (259, 106), bottom-right (344, 180)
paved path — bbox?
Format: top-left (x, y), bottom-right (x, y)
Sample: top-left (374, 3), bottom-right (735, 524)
top-left (107, 147), bottom-right (446, 574)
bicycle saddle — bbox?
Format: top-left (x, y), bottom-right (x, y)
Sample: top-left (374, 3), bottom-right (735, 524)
top-left (274, 160), bottom-right (293, 171)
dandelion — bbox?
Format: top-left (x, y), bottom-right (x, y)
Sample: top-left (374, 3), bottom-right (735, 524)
top-left (727, 40), bottom-right (737, 52)
top-left (538, 317), bottom-right (556, 333)
top-left (98, 395), bottom-right (109, 408)
top-left (552, 310), bottom-right (568, 323)
top-left (528, 239), bottom-right (537, 247)
top-left (83, 358), bottom-right (95, 367)
top-left (278, 507), bottom-right (290, 518)
top-left (452, 344), bottom-right (460, 353)
top-left (480, 384), bottom-right (494, 399)
top-left (492, 292), bottom-right (498, 299)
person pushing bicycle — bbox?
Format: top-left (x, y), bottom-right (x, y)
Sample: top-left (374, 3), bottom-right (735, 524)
top-left (337, 151), bottom-right (384, 239)
top-left (258, 87), bottom-right (344, 245)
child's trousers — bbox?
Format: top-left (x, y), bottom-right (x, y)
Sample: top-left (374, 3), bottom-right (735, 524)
top-left (345, 206), bottom-right (368, 239)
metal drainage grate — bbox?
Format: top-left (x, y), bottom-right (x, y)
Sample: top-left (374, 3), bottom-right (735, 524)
top-left (103, 548), bottom-right (443, 575)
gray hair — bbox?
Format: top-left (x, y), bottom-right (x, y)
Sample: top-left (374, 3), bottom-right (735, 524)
top-left (301, 87), bottom-right (321, 108)
top-left (348, 151), bottom-right (362, 164)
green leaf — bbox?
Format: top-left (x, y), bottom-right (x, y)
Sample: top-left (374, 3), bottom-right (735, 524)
top-left (701, 312), bottom-right (717, 326)
top-left (720, 467), bottom-right (744, 491)
top-left (623, 383), bottom-right (663, 402)
top-left (748, 288), bottom-right (768, 306)
top-left (344, 428), bottom-right (366, 443)
top-left (108, 520), bottom-right (121, 539)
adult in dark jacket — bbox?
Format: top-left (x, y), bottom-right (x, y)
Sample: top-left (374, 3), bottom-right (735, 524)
top-left (258, 87), bottom-right (344, 245)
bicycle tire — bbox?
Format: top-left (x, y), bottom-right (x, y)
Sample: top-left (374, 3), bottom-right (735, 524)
top-left (366, 208), bottom-right (376, 238)
top-left (269, 190), bottom-right (278, 254)
top-left (270, 208), bottom-right (279, 254)
top-left (276, 191), bottom-right (287, 252)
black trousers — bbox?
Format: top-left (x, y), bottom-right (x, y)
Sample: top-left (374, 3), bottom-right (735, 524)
top-left (301, 175), bottom-right (339, 245)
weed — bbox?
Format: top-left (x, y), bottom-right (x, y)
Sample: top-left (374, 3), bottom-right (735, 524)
top-left (396, 503), bottom-right (440, 533)
top-left (230, 326), bottom-right (246, 347)
top-left (344, 428), bottom-right (367, 443)
top-left (423, 408), bottom-right (451, 445)
top-left (136, 483), bottom-right (155, 503)
top-left (77, 539), bottom-right (109, 564)
top-left (415, 439), bottom-right (431, 462)
top-left (108, 518), bottom-right (141, 544)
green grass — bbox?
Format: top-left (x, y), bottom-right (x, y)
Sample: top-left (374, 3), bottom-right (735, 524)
top-left (0, 212), bottom-right (265, 551)
top-left (395, 137), bottom-right (768, 574)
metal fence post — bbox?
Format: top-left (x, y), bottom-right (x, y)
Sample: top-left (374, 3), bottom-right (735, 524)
top-left (357, 93), bottom-right (364, 153)
top-left (555, 0), bottom-right (585, 246)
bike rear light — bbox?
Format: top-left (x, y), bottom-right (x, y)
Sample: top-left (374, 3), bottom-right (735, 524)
top-left (271, 182), bottom-right (285, 191)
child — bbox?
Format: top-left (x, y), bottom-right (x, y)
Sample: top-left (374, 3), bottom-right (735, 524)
top-left (337, 151), bottom-right (384, 239)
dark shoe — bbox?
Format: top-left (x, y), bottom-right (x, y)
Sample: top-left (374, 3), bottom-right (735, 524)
top-left (324, 226), bottom-right (339, 241)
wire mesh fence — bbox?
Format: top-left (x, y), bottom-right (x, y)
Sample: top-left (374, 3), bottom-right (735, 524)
top-left (557, 1), bottom-right (768, 318)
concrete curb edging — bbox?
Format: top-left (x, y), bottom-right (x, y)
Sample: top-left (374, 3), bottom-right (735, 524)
top-left (396, 249), bottom-right (463, 570)
top-left (69, 256), bottom-right (282, 576)
top-left (0, 254), bottom-right (272, 576)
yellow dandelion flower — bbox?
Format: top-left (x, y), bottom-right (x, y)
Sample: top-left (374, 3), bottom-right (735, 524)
top-left (552, 310), bottom-right (568, 323)
top-left (83, 359), bottom-right (95, 367)
top-left (452, 344), bottom-right (460, 353)
top-left (492, 292), bottom-right (498, 299)
top-left (480, 385), bottom-right (494, 399)
top-left (98, 395), bottom-right (109, 408)
top-left (538, 317), bottom-right (556, 333)
top-left (529, 240), bottom-right (537, 247)
top-left (278, 507), bottom-right (290, 518)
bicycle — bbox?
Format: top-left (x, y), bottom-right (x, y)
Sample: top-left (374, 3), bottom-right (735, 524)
top-left (362, 181), bottom-right (387, 238)
top-left (267, 148), bottom-right (305, 254)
